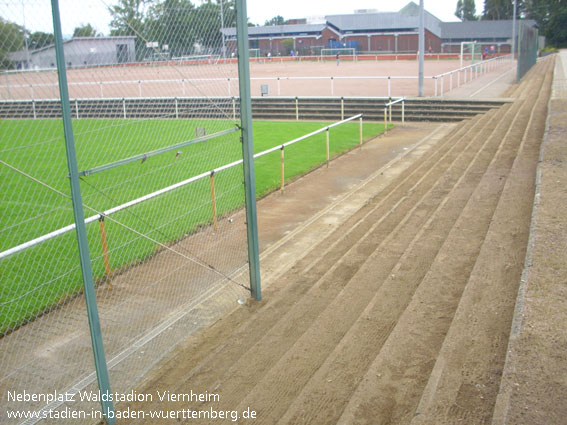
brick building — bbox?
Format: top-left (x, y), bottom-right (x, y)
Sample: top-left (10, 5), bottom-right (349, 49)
top-left (221, 1), bottom-right (538, 57)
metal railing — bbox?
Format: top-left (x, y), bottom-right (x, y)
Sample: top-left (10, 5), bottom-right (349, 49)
top-left (432, 54), bottom-right (514, 97)
top-left (0, 55), bottom-right (514, 101)
top-left (383, 97), bottom-right (406, 133)
top-left (1, 114), bottom-right (365, 261)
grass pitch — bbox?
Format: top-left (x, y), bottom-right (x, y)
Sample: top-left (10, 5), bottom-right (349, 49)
top-left (0, 118), bottom-right (389, 334)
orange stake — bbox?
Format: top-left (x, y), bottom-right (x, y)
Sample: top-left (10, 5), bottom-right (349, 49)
top-left (280, 146), bottom-right (285, 193)
top-left (98, 216), bottom-right (111, 278)
top-left (210, 172), bottom-right (218, 232)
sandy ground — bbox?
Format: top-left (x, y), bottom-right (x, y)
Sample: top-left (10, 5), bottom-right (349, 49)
top-left (97, 56), bottom-right (566, 425)
top-left (0, 57), bottom-right (514, 99)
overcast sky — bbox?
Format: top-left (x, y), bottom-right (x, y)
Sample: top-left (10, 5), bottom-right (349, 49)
top-left (3, 0), bottom-right (486, 36)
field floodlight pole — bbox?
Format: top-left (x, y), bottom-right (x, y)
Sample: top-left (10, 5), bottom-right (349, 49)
top-left (50, 0), bottom-right (116, 423)
top-left (236, 0), bottom-right (262, 301)
top-left (418, 0), bottom-right (425, 97)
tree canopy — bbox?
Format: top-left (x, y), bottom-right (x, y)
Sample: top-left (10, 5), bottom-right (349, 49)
top-left (109, 0), bottom-right (236, 60)
top-left (73, 24), bottom-right (100, 38)
top-left (28, 31), bottom-right (54, 50)
top-left (0, 17), bottom-right (26, 68)
top-left (455, 0), bottom-right (478, 21)
top-left (481, 0), bottom-right (567, 47)
top-left (264, 15), bottom-right (287, 26)
top-left (482, 0), bottom-right (523, 20)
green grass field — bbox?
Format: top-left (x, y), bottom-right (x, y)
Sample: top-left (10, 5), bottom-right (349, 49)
top-left (0, 118), bottom-right (390, 335)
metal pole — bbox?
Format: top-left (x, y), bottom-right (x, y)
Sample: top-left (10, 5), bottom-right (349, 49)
top-left (512, 0), bottom-right (517, 60)
top-left (220, 0), bottom-right (227, 60)
top-left (516, 21), bottom-right (522, 83)
top-left (236, 0), bottom-right (261, 301)
top-left (22, 0), bottom-right (30, 69)
top-left (418, 0), bottom-right (425, 97)
top-left (50, 0), bottom-right (115, 423)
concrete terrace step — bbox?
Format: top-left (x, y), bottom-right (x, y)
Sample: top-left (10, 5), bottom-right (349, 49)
top-left (0, 96), bottom-right (508, 122)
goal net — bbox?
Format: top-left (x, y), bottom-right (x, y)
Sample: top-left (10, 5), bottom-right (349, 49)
top-left (460, 42), bottom-right (483, 67)
top-left (249, 48), bottom-right (261, 58)
top-left (321, 48), bottom-right (357, 61)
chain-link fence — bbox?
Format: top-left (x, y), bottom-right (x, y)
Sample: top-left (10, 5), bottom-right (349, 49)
top-left (1, 1), bottom-right (259, 423)
top-left (517, 20), bottom-right (539, 82)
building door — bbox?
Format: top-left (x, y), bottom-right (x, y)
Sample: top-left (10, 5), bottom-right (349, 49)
top-left (116, 44), bottom-right (129, 63)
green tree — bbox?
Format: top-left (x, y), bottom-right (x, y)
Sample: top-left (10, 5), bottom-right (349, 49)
top-left (146, 0), bottom-right (197, 57)
top-left (73, 24), bottom-right (100, 38)
top-left (545, 6), bottom-right (567, 47)
top-left (264, 15), bottom-right (286, 26)
top-left (524, 0), bottom-right (567, 46)
top-left (190, 0), bottom-right (235, 50)
top-left (28, 31), bottom-right (54, 50)
top-left (0, 17), bottom-right (26, 69)
top-left (109, 0), bottom-right (148, 59)
top-left (482, 0), bottom-right (524, 20)
top-left (455, 0), bottom-right (478, 20)
top-left (109, 0), bottom-right (147, 35)
top-left (281, 38), bottom-right (294, 55)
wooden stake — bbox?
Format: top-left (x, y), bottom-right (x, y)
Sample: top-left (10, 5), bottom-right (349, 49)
top-left (98, 216), bottom-right (111, 279)
top-left (280, 146), bottom-right (285, 193)
top-left (326, 128), bottom-right (330, 167)
top-left (359, 116), bottom-right (363, 148)
top-left (210, 172), bottom-right (218, 232)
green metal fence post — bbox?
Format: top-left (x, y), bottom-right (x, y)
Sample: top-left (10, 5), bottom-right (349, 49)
top-left (50, 0), bottom-right (115, 423)
top-left (236, 0), bottom-right (262, 301)
top-left (516, 22), bottom-right (522, 83)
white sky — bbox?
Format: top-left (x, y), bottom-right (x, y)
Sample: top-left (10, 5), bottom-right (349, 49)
top-left (3, 0), bottom-right (486, 36)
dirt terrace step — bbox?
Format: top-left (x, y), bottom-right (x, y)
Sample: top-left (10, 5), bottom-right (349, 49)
top-left (115, 59), bottom-right (555, 425)
top-left (120, 86), bottom-right (522, 424)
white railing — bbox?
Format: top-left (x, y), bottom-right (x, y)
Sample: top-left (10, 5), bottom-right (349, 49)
top-left (0, 114), bottom-right (365, 260)
top-left (0, 55), bottom-right (514, 100)
top-left (383, 97), bottom-right (406, 133)
top-left (1, 76), bottom-right (429, 99)
top-left (432, 54), bottom-right (514, 97)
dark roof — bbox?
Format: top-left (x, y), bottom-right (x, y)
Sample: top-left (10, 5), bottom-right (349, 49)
top-left (325, 10), bottom-right (442, 37)
top-left (441, 20), bottom-right (538, 40)
top-left (221, 24), bottom-right (326, 38)
top-left (399, 1), bottom-right (421, 15)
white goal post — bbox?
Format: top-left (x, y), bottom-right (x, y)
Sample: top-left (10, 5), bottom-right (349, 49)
top-left (321, 48), bottom-right (357, 61)
top-left (460, 41), bottom-right (482, 68)
top-left (249, 48), bottom-right (261, 58)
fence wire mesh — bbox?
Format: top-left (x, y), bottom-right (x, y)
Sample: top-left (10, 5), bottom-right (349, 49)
top-left (517, 20), bottom-right (539, 82)
top-left (1, 1), bottom-right (252, 423)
